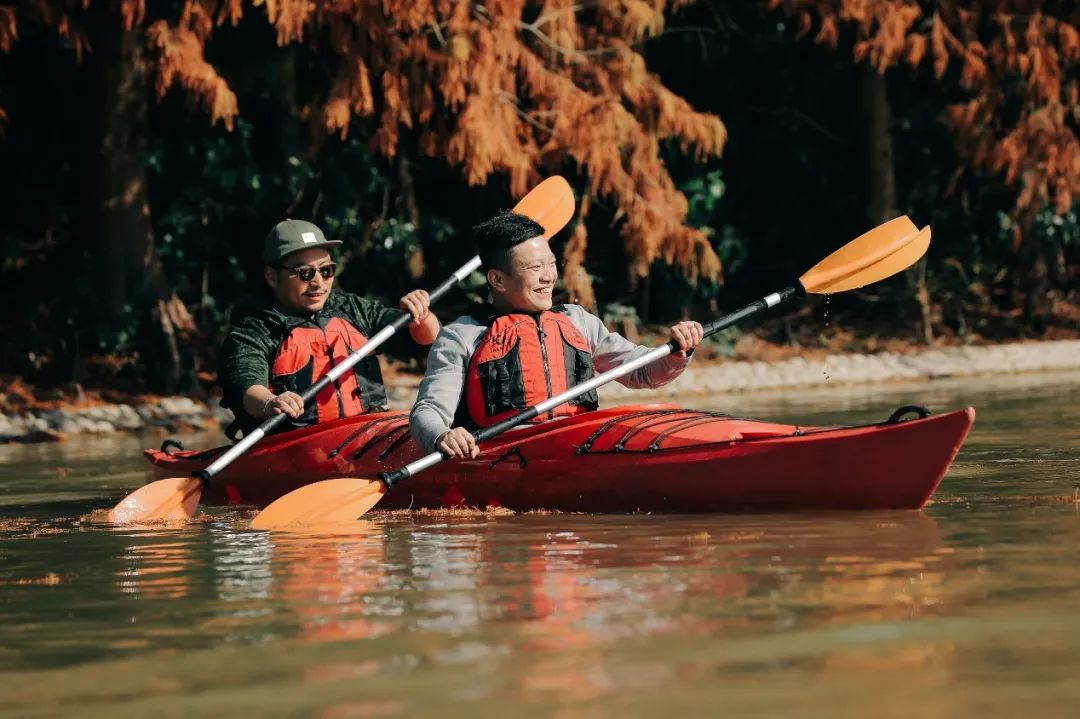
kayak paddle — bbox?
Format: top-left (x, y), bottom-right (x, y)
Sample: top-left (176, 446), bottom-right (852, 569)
top-left (250, 215), bottom-right (929, 529)
top-left (108, 176), bottom-right (576, 524)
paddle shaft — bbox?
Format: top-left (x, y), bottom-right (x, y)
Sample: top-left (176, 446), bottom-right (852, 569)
top-left (379, 282), bottom-right (805, 487)
top-left (198, 256), bottom-right (482, 481)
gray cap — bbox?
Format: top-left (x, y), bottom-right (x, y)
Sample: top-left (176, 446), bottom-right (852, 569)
top-left (262, 219), bottom-right (342, 264)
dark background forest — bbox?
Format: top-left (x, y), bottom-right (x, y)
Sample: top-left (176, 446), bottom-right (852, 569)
top-left (0, 0), bottom-right (1077, 397)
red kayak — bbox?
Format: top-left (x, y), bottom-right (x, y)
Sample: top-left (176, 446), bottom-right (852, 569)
top-left (144, 404), bottom-right (974, 512)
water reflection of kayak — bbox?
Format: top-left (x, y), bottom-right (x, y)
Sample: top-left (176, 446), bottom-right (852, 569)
top-left (144, 403), bottom-right (974, 512)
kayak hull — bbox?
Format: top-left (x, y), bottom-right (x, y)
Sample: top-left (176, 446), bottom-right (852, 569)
top-left (144, 404), bottom-right (975, 512)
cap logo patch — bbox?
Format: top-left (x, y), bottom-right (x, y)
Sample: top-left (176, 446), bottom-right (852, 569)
top-left (301, 232), bottom-right (318, 244)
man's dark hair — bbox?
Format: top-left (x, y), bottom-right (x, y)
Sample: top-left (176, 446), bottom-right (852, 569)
top-left (475, 211), bottom-right (546, 272)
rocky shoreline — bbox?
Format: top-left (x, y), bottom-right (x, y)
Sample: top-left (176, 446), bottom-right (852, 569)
top-left (597, 338), bottom-right (1080, 400)
top-left (0, 397), bottom-right (232, 444)
top-left (2, 339), bottom-right (1078, 443)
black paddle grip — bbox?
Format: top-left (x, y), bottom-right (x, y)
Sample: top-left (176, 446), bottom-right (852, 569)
top-left (475, 407), bottom-right (541, 442)
top-left (262, 411), bottom-right (290, 432)
top-left (379, 468), bottom-right (409, 488)
top-left (387, 312), bottom-right (413, 332)
top-left (702, 284), bottom-right (803, 339)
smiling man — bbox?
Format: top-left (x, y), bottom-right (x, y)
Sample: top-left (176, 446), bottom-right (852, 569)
top-left (218, 219), bottom-right (440, 439)
top-left (409, 211), bottom-right (703, 459)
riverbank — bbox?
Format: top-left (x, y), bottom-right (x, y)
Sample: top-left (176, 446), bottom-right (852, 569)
top-left (1, 339), bottom-right (1078, 443)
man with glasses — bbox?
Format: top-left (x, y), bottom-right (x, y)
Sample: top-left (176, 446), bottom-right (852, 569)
top-left (218, 219), bottom-right (440, 439)
top-left (409, 211), bottom-right (703, 459)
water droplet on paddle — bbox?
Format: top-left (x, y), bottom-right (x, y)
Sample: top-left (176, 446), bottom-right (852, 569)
top-left (822, 294), bottom-right (831, 382)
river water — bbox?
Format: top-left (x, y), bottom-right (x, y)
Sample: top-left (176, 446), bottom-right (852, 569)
top-left (2, 372), bottom-right (1079, 717)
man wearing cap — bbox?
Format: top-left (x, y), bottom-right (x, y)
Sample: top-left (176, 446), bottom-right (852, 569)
top-left (218, 219), bottom-right (440, 439)
top-left (409, 211), bottom-right (703, 458)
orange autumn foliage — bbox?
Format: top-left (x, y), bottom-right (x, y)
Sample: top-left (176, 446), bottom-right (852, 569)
top-left (146, 12), bottom-right (238, 130)
top-left (153, 0), bottom-right (727, 304)
top-left (2, 1), bottom-right (727, 306)
top-left (767, 0), bottom-right (1080, 230)
top-left (0, 7), bottom-right (16, 54)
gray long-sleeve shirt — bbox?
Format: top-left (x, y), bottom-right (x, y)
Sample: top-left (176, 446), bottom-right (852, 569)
top-left (409, 304), bottom-right (691, 451)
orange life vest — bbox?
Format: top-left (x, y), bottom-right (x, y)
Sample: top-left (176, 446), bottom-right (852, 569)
top-left (270, 315), bottom-right (387, 428)
top-left (462, 307), bottom-right (598, 428)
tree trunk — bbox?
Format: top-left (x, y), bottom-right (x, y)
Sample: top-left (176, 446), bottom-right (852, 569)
top-left (96, 26), bottom-right (164, 318)
top-left (90, 19), bottom-right (192, 390)
top-left (638, 273), bottom-right (651, 325)
top-left (274, 46), bottom-right (301, 165)
top-left (398, 155), bottom-right (426, 281)
top-left (862, 64), bottom-right (934, 343)
top-left (1020, 231), bottom-right (1051, 332)
top-left (861, 64), bottom-right (897, 225)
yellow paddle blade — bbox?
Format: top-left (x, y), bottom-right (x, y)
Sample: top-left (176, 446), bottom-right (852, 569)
top-left (107, 477), bottom-right (202, 524)
top-left (513, 176), bottom-right (575, 238)
top-left (813, 226), bottom-right (932, 293)
top-left (799, 215), bottom-right (920, 294)
top-left (250, 478), bottom-right (387, 530)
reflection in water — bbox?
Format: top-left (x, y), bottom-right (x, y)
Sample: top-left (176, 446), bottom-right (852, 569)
top-left (404, 523), bottom-right (485, 634)
top-left (4, 507), bottom-right (1080, 715)
top-left (246, 511), bottom-right (955, 707)
top-left (115, 538), bottom-right (193, 600)
top-left (2, 373), bottom-right (1080, 715)
top-left (210, 525), bottom-right (273, 602)
top-left (271, 523), bottom-right (391, 645)
top-left (518, 536), bottom-right (613, 702)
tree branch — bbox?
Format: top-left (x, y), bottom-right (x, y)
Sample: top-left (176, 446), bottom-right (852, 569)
top-left (496, 90), bottom-right (556, 136)
top-left (518, 19), bottom-right (619, 59)
top-left (533, 4), bottom-right (590, 29)
top-left (429, 20), bottom-right (446, 47)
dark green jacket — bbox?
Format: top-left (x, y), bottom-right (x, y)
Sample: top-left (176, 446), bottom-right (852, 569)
top-left (218, 290), bottom-right (403, 439)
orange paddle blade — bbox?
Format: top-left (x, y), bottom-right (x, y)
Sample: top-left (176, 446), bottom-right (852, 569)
top-left (107, 477), bottom-right (202, 524)
top-left (799, 216), bottom-right (920, 294)
top-left (250, 478), bottom-right (387, 530)
top-left (513, 176), bottom-right (575, 238)
top-left (813, 226), bottom-right (932, 294)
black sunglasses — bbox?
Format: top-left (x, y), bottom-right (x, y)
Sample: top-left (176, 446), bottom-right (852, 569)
top-left (277, 263), bottom-right (336, 282)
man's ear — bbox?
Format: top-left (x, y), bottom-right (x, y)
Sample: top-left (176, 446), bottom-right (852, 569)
top-left (264, 266), bottom-right (278, 290)
top-left (486, 268), bottom-right (506, 292)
